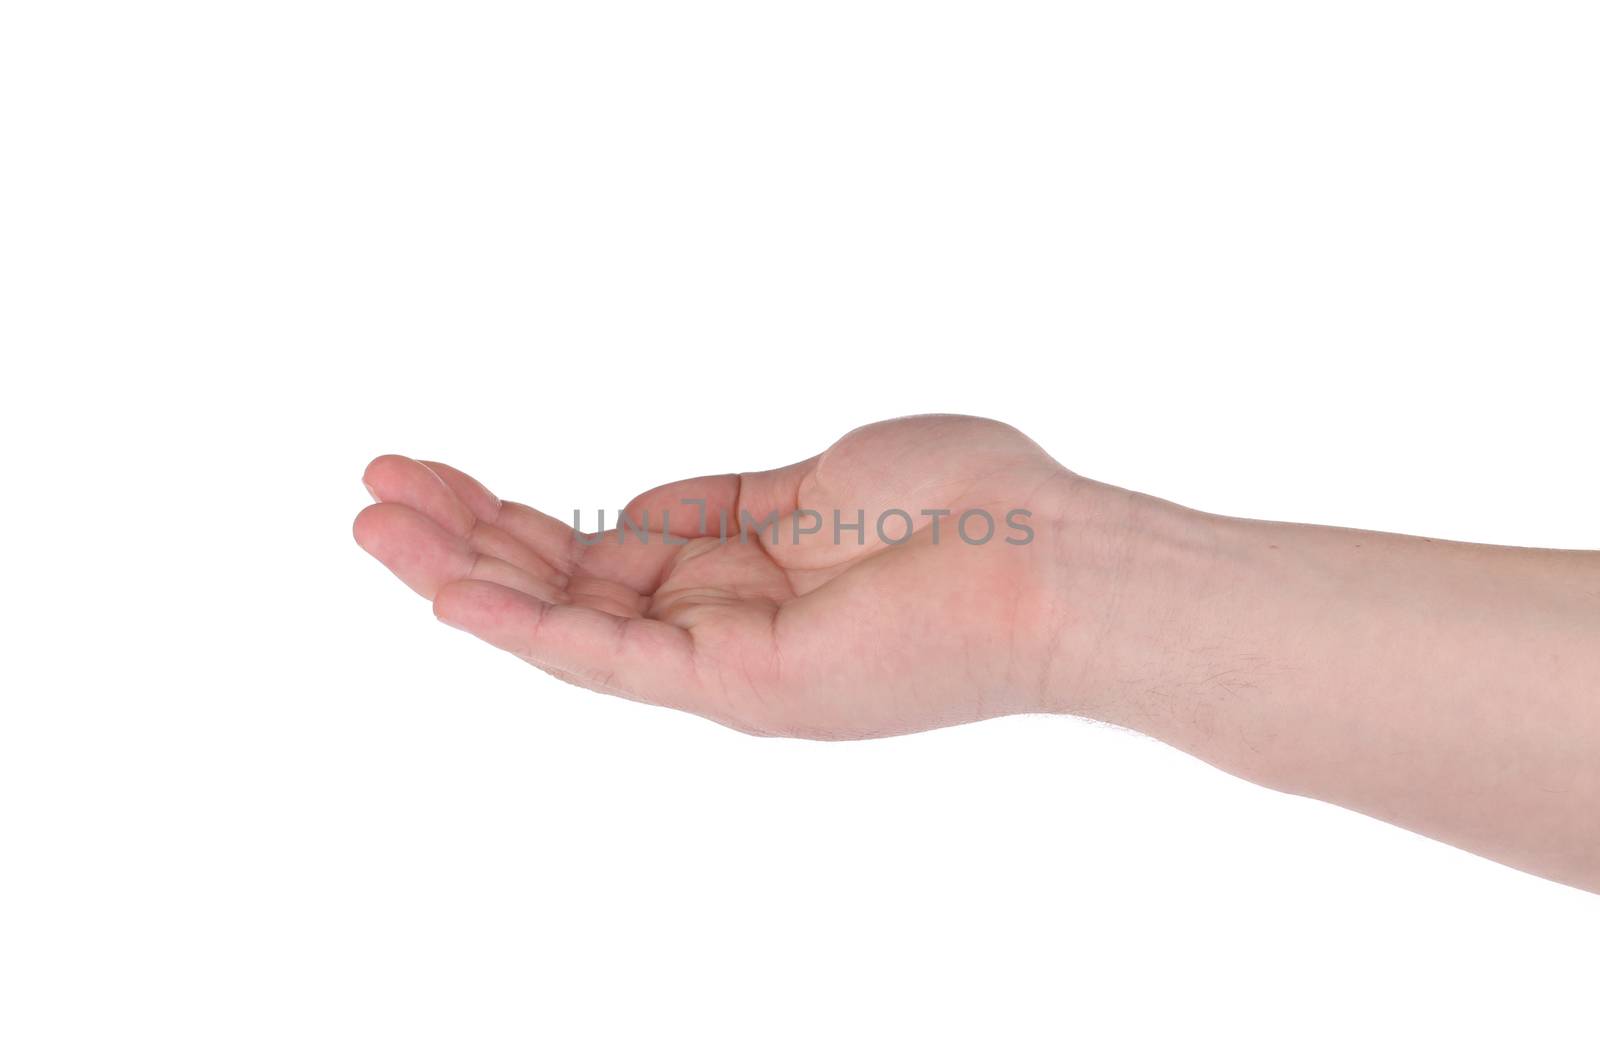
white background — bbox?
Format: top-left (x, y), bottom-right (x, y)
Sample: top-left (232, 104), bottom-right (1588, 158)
top-left (3, 2), bottom-right (1597, 1041)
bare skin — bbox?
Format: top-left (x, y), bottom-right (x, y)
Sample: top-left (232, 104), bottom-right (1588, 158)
top-left (354, 415), bottom-right (1600, 892)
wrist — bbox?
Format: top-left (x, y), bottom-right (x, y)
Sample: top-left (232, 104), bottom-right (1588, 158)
top-left (1025, 475), bottom-right (1227, 723)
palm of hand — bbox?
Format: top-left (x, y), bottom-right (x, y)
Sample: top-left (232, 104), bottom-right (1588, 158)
top-left (356, 416), bottom-right (1069, 738)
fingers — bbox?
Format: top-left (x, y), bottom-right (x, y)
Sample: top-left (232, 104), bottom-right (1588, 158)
top-left (353, 502), bottom-right (469, 597)
top-left (417, 460), bottom-right (501, 519)
top-left (577, 461), bottom-right (818, 590)
top-left (433, 579), bottom-right (701, 711)
top-left (363, 455), bottom-right (476, 537)
top-left (739, 457), bottom-right (822, 524)
top-left (354, 488), bottom-right (635, 614)
top-left (356, 454), bottom-right (793, 728)
top-left (358, 453), bottom-right (819, 613)
top-left (421, 459), bottom-right (585, 573)
top-left (466, 553), bottom-right (571, 604)
top-left (416, 456), bottom-right (688, 593)
top-left (363, 455), bottom-right (570, 588)
top-left (619, 459), bottom-right (819, 541)
top-left (353, 502), bottom-right (569, 604)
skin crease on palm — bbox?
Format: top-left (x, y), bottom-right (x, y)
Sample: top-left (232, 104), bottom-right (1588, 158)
top-left (355, 413), bottom-right (1600, 891)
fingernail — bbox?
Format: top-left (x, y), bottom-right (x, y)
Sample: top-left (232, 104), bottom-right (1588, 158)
top-left (364, 481), bottom-right (380, 502)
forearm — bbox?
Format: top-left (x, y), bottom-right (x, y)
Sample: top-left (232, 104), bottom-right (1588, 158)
top-left (1047, 481), bottom-right (1600, 891)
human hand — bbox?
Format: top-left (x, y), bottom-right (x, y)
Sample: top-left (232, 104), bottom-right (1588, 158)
top-left (356, 413), bottom-right (1600, 887)
top-left (354, 415), bottom-right (1127, 738)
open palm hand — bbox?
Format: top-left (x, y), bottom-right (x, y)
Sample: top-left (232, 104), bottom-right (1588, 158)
top-left (356, 416), bottom-right (1089, 738)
